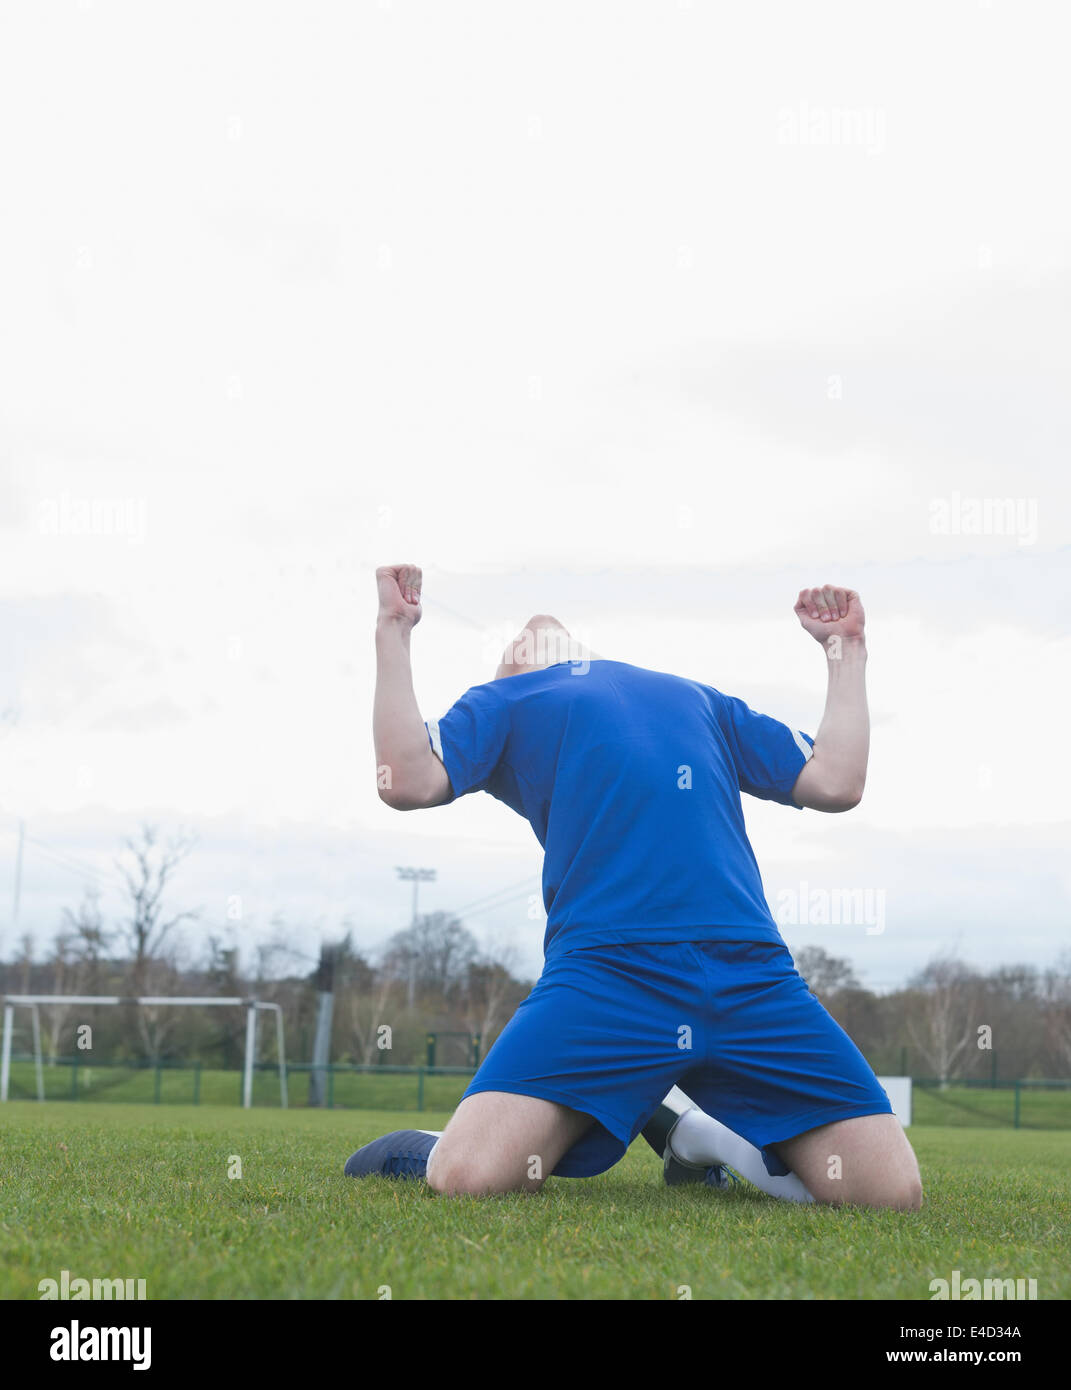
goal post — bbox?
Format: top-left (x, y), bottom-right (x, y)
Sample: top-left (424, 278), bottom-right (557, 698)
top-left (0, 999), bottom-right (44, 1103)
top-left (0, 995), bottom-right (287, 1108)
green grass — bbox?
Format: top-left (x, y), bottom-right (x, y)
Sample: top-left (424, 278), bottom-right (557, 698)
top-left (1, 1103), bottom-right (1068, 1300)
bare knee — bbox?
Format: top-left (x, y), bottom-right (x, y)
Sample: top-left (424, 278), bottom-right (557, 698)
top-left (813, 1171), bottom-right (923, 1212)
top-left (886, 1142), bottom-right (924, 1211)
top-left (426, 1148), bottom-right (539, 1197)
top-left (426, 1161), bottom-right (501, 1197)
top-left (887, 1172), bottom-right (924, 1213)
top-left (780, 1113), bottom-right (924, 1212)
top-left (849, 1165), bottom-right (923, 1212)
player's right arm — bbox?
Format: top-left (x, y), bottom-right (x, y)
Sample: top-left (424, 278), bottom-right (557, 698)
top-left (374, 564), bottom-right (453, 810)
top-left (790, 585), bottom-right (869, 812)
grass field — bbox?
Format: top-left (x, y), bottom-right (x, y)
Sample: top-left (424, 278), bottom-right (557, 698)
top-left (2, 1102), bottom-right (1068, 1300)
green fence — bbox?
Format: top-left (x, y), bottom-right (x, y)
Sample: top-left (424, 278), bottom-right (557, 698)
top-left (911, 1078), bottom-right (1071, 1130)
top-left (2, 1056), bottom-right (475, 1111)
top-left (4, 1058), bottom-right (1070, 1127)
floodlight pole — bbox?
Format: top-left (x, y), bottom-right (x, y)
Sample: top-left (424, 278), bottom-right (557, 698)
top-left (396, 866), bottom-right (436, 1008)
top-left (12, 818), bottom-right (25, 928)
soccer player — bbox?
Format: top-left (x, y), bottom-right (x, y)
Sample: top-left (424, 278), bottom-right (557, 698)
top-left (349, 565), bottom-right (922, 1210)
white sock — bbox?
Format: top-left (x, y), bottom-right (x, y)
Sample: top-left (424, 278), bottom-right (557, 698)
top-left (670, 1106), bottom-right (814, 1204)
top-left (662, 1085), bottom-right (698, 1118)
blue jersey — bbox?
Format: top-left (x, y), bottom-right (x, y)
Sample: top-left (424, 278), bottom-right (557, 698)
top-left (425, 659), bottom-right (814, 958)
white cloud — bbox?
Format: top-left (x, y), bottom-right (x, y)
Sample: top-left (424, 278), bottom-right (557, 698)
top-left (1, 1), bottom-right (1068, 983)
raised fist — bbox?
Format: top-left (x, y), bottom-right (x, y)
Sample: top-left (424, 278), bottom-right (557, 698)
top-left (376, 564), bottom-right (423, 627)
top-left (794, 585), bottom-right (865, 644)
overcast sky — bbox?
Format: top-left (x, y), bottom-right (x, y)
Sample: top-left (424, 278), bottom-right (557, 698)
top-left (1, 1), bottom-right (1068, 990)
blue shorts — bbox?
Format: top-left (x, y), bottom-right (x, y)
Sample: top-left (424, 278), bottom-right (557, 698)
top-left (462, 940), bottom-right (892, 1178)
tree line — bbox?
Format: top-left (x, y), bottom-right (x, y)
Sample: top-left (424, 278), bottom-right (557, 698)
top-left (2, 824), bottom-right (1069, 1082)
top-left (794, 945), bottom-right (1071, 1083)
top-left (0, 824), bottom-right (529, 1070)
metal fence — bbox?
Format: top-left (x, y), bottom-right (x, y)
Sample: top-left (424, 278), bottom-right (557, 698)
top-left (911, 1076), bottom-right (1071, 1129)
top-left (2, 1056), bottom-right (477, 1112)
top-left (5, 1056), bottom-right (1071, 1127)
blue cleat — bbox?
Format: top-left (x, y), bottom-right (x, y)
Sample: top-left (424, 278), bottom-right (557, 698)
top-left (641, 1103), bottom-right (739, 1190)
top-left (703, 1163), bottom-right (741, 1191)
top-left (344, 1129), bottom-right (438, 1180)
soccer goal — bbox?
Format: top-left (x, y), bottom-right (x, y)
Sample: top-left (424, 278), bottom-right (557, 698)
top-left (0, 995), bottom-right (287, 1108)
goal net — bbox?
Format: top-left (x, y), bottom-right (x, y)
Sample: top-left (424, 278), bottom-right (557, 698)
top-left (0, 994), bottom-right (287, 1108)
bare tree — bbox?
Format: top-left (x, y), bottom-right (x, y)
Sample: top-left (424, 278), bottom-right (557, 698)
top-left (115, 824), bottom-right (199, 983)
top-left (251, 917), bottom-right (313, 983)
top-left (252, 938), bottom-right (287, 989)
top-left (115, 824), bottom-right (200, 1060)
top-left (384, 911), bottom-right (477, 1004)
top-left (975, 964), bottom-right (1044, 1080)
top-left (463, 940), bottom-right (524, 1048)
top-left (201, 933), bottom-right (247, 1068)
top-left (41, 922), bottom-right (89, 1063)
top-left (1042, 953), bottom-right (1071, 1074)
top-left (793, 946), bottom-right (861, 997)
top-left (132, 947), bottom-right (191, 1061)
top-left (906, 955), bottom-right (979, 1087)
top-left (62, 888), bottom-right (112, 995)
top-left (343, 960), bottom-right (399, 1065)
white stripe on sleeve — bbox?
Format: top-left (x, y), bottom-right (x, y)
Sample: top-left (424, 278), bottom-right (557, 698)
top-left (791, 728), bottom-right (814, 761)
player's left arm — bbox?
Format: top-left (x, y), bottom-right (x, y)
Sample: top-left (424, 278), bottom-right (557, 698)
top-left (790, 585), bottom-right (869, 813)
